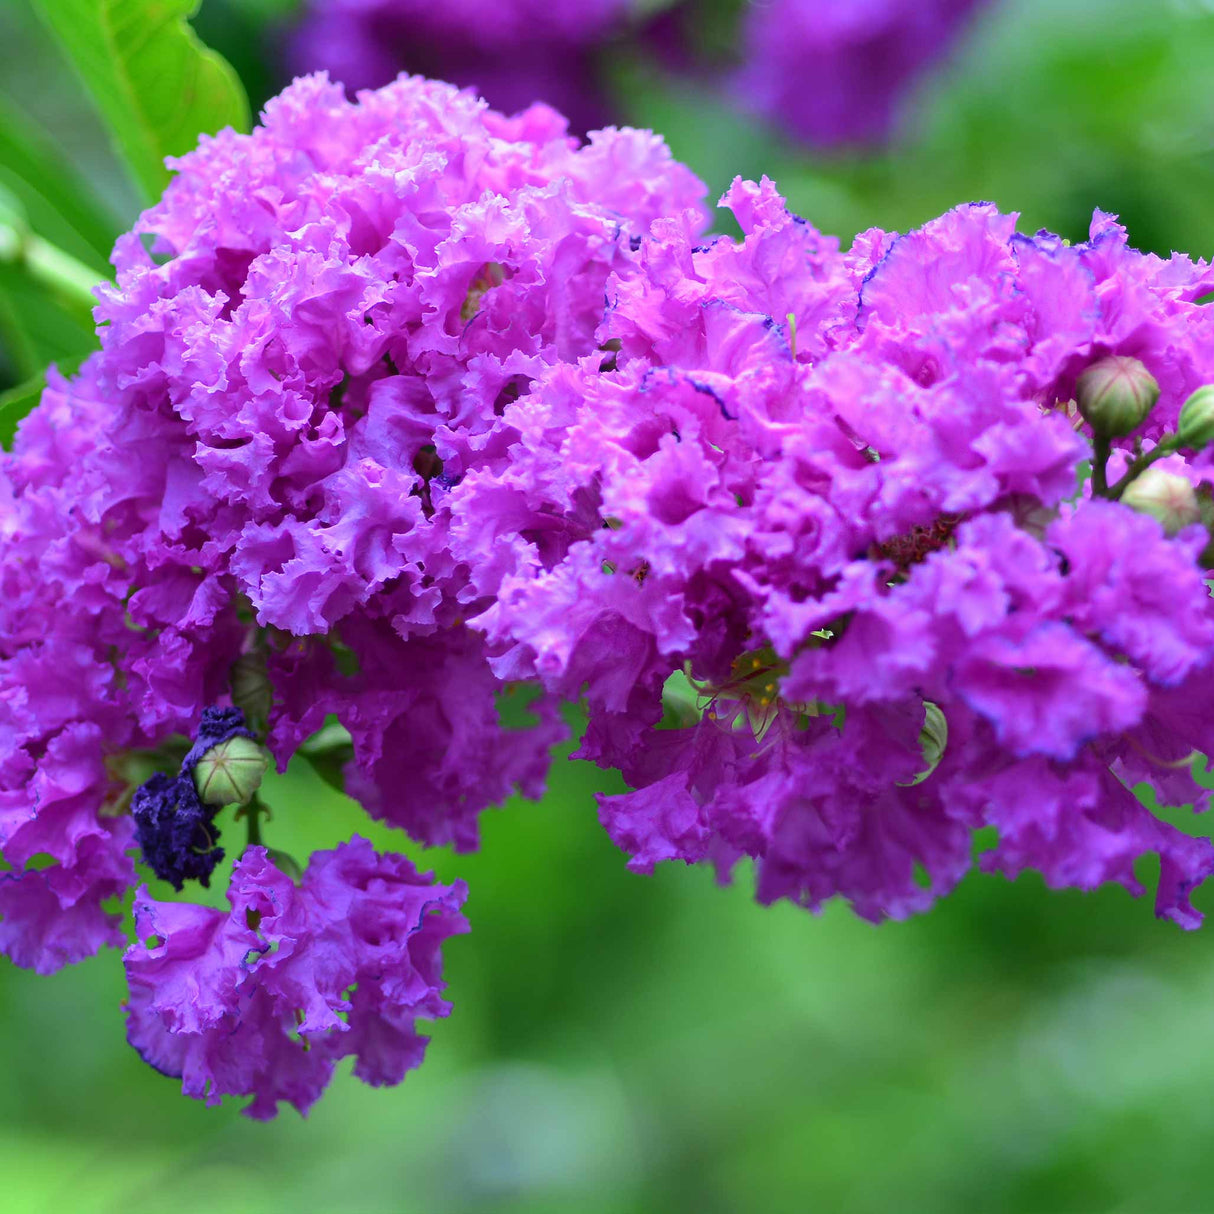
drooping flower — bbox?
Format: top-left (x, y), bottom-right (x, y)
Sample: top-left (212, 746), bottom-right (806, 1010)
top-left (125, 838), bottom-right (468, 1119)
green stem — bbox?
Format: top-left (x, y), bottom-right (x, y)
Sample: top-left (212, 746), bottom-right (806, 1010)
top-left (0, 220), bottom-right (103, 314)
top-left (26, 234), bottom-right (103, 310)
top-left (245, 795), bottom-right (264, 849)
top-left (1091, 435), bottom-right (1111, 496)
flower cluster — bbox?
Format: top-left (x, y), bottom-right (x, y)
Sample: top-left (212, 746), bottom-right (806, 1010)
top-left (5, 70), bottom-right (1214, 1120)
top-left (0, 73), bottom-right (702, 1115)
top-left (127, 838), bottom-right (467, 1120)
top-left (464, 179), bottom-right (1214, 926)
top-left (288, 0), bottom-right (629, 132)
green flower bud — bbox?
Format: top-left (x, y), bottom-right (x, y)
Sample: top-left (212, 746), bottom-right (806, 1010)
top-left (1177, 386), bottom-right (1214, 450)
top-left (265, 848), bottom-right (304, 882)
top-left (1120, 468), bottom-right (1201, 535)
top-left (193, 736), bottom-right (267, 806)
top-left (1076, 356), bottom-right (1160, 437)
top-left (899, 702), bottom-right (948, 787)
top-left (230, 651), bottom-right (273, 736)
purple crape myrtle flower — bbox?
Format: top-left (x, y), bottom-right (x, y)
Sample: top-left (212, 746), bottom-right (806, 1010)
top-left (462, 177), bottom-right (1214, 928)
top-left (0, 72), bottom-right (705, 1114)
top-left (130, 706), bottom-right (257, 891)
top-left (288, 0), bottom-right (630, 133)
top-left (734, 0), bottom-right (987, 148)
top-left (125, 838), bottom-right (468, 1119)
top-left (11, 62), bottom-right (1214, 1122)
top-left (0, 72), bottom-right (703, 968)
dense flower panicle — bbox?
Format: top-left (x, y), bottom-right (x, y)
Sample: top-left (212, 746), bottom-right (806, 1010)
top-left (289, 0), bottom-right (629, 132)
top-left (125, 839), bottom-right (468, 1119)
top-left (734, 0), bottom-right (988, 147)
top-left (0, 72), bottom-right (704, 981)
top-left (0, 73), bottom-right (707, 1114)
top-left (7, 69), bottom-right (1214, 1120)
top-left (464, 177), bottom-right (1214, 927)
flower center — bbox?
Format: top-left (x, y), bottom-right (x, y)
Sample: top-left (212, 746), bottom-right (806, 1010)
top-left (871, 512), bottom-right (964, 572)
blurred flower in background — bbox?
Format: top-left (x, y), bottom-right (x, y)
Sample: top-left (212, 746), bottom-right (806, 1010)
top-left (287, 0), bottom-right (631, 132)
top-left (283, 0), bottom-right (989, 148)
top-left (732, 0), bottom-right (987, 147)
top-left (250, 0), bottom-right (1214, 263)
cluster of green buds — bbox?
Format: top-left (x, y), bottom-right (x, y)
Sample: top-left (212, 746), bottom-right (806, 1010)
top-left (1077, 356), bottom-right (1214, 542)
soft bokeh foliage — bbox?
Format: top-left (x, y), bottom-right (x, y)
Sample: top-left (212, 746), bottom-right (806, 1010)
top-left (4, 0), bottom-right (1214, 1209)
top-left (8, 741), bottom-right (1214, 1212)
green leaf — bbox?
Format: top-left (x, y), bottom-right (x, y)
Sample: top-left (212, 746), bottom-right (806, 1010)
top-left (0, 260), bottom-right (95, 383)
top-left (191, 0), bottom-right (297, 117)
top-left (0, 90), bottom-right (120, 272)
top-left (0, 351), bottom-right (87, 449)
top-left (30, 0), bottom-right (251, 207)
top-left (0, 183), bottom-right (101, 384)
top-left (300, 747), bottom-right (354, 798)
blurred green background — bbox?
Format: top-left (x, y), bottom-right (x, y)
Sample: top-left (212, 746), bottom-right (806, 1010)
top-left (5, 1), bottom-right (1214, 1210)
